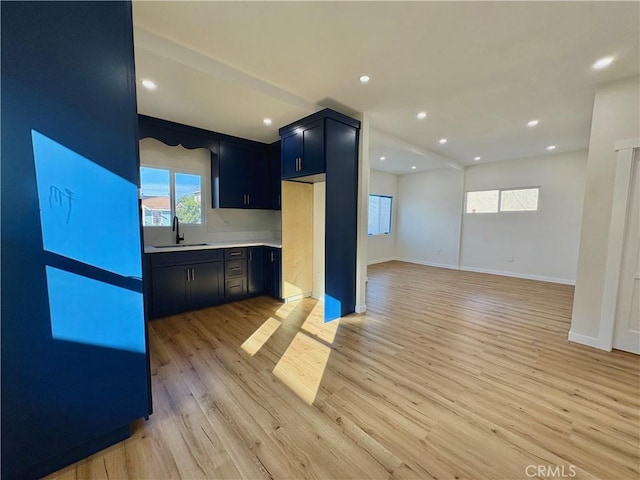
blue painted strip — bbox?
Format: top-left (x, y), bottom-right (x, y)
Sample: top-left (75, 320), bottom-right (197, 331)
top-left (46, 266), bottom-right (146, 353)
top-left (31, 130), bottom-right (142, 278)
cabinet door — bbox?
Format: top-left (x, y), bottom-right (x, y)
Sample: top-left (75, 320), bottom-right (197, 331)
top-left (301, 120), bottom-right (324, 176)
top-left (248, 247), bottom-right (264, 294)
top-left (281, 132), bottom-right (302, 179)
top-left (219, 141), bottom-right (250, 208)
top-left (246, 147), bottom-right (270, 209)
top-left (268, 142), bottom-right (281, 210)
top-left (152, 265), bottom-right (188, 317)
top-left (264, 247), bottom-right (282, 299)
top-left (189, 262), bottom-right (224, 310)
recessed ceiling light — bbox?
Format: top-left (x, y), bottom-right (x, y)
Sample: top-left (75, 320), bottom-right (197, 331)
top-left (439, 138), bottom-right (447, 144)
top-left (359, 75), bottom-right (371, 83)
top-left (546, 145), bottom-right (556, 151)
top-left (416, 112), bottom-right (427, 120)
top-left (141, 79), bottom-right (157, 90)
top-left (411, 166), bottom-right (417, 170)
top-left (380, 156), bottom-right (386, 161)
top-left (474, 156), bottom-right (481, 161)
top-left (593, 56), bottom-right (614, 70)
top-left (527, 119), bottom-right (539, 127)
top-left (263, 118), bottom-right (272, 126)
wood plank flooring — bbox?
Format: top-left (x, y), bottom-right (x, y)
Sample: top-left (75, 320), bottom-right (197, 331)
top-left (48, 261), bottom-right (639, 479)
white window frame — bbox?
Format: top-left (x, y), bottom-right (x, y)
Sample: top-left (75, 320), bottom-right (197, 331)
top-left (368, 194), bottom-right (393, 236)
top-left (140, 164), bottom-right (205, 227)
top-left (465, 186), bottom-right (540, 214)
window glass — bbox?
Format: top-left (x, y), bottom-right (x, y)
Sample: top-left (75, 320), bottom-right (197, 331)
top-left (175, 172), bottom-right (202, 224)
top-left (500, 188), bottom-right (539, 212)
top-left (368, 195), bottom-right (392, 235)
top-left (466, 190), bottom-right (499, 213)
top-left (139, 167), bottom-right (203, 226)
top-left (140, 167), bottom-right (170, 226)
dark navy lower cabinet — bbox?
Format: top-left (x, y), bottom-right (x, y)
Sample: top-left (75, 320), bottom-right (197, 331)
top-left (148, 246), bottom-right (281, 319)
top-left (2, 1), bottom-right (151, 478)
top-left (224, 247), bottom-right (248, 298)
top-left (149, 252), bottom-right (224, 318)
top-left (248, 247), bottom-right (265, 294)
top-left (264, 247), bottom-right (282, 299)
top-left (151, 265), bottom-right (189, 317)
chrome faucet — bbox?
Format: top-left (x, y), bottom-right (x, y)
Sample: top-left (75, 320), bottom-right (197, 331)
top-left (172, 215), bottom-right (184, 244)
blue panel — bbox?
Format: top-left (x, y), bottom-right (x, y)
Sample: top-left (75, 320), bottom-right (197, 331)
top-left (46, 266), bottom-right (145, 353)
top-left (31, 130), bottom-right (142, 279)
top-left (324, 295), bottom-right (342, 323)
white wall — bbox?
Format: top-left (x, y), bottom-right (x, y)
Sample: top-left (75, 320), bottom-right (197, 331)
top-left (460, 151), bottom-right (587, 284)
top-left (395, 167), bottom-right (465, 268)
top-left (571, 76), bottom-right (640, 345)
top-left (367, 169), bottom-right (399, 264)
top-left (139, 138), bottom-right (279, 246)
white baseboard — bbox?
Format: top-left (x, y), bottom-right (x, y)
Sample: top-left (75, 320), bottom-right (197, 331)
top-left (355, 304), bottom-right (366, 313)
top-left (367, 257), bottom-right (397, 265)
top-left (459, 266), bottom-right (575, 286)
top-left (371, 257), bottom-right (575, 285)
top-left (568, 330), bottom-right (608, 350)
top-left (394, 257), bottom-right (459, 270)
top-left (284, 292), bottom-right (311, 303)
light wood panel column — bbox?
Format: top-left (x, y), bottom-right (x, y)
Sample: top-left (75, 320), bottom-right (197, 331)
top-left (281, 180), bottom-right (313, 300)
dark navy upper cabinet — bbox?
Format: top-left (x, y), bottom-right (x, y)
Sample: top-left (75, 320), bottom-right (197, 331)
top-left (268, 142), bottom-right (282, 210)
top-left (216, 140), bottom-right (270, 209)
top-left (2, 2), bottom-right (150, 478)
top-left (137, 116), bottom-right (279, 211)
top-left (281, 120), bottom-right (325, 180)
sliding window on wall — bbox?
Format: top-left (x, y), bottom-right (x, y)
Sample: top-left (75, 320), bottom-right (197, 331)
top-left (466, 187), bottom-right (539, 214)
top-left (368, 194), bottom-right (392, 235)
top-left (140, 166), bottom-right (203, 226)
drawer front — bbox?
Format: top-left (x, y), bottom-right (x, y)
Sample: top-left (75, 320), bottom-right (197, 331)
top-left (225, 277), bottom-right (247, 298)
top-left (149, 249), bottom-right (221, 268)
top-left (225, 258), bottom-right (246, 278)
top-left (224, 247), bottom-right (246, 260)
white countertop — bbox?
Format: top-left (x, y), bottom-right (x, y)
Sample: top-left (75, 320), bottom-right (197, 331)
top-left (144, 238), bottom-right (282, 254)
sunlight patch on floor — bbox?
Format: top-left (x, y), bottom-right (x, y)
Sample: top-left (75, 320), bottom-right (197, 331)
top-left (301, 301), bottom-right (340, 344)
top-left (274, 301), bottom-right (299, 320)
top-left (272, 332), bottom-right (331, 404)
top-left (240, 317), bottom-right (281, 356)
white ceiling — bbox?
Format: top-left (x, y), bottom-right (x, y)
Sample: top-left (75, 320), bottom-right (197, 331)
top-left (132, 2), bottom-right (639, 175)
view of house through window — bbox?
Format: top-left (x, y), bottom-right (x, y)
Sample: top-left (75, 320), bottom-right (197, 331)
top-left (368, 194), bottom-right (392, 235)
top-left (140, 166), bottom-right (203, 226)
top-left (466, 187), bottom-right (540, 213)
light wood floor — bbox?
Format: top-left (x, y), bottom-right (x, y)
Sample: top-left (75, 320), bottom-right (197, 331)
top-left (49, 261), bottom-right (639, 480)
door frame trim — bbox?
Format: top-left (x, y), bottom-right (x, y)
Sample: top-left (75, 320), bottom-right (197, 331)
top-left (598, 139), bottom-right (639, 351)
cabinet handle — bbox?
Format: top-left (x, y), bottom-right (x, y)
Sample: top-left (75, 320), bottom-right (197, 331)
top-left (247, 194), bottom-right (250, 205)
top-left (230, 267), bottom-right (241, 271)
top-left (300, 157), bottom-right (303, 171)
top-left (271, 251), bottom-right (274, 262)
top-left (191, 268), bottom-right (195, 281)
top-left (249, 250), bottom-right (252, 262)
top-left (230, 252), bottom-right (241, 256)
